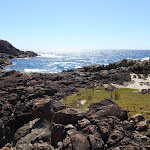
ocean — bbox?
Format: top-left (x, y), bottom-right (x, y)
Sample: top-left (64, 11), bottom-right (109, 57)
top-left (4, 50), bottom-right (150, 73)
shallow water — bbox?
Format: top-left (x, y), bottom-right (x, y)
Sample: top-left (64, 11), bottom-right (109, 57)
top-left (4, 49), bottom-right (150, 73)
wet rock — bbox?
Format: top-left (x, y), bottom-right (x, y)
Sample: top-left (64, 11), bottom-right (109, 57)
top-left (0, 59), bottom-right (12, 68)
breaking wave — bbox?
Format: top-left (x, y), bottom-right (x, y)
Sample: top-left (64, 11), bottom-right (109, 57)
top-left (4, 50), bottom-right (150, 73)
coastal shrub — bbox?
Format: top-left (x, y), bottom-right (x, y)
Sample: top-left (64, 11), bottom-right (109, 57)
top-left (114, 90), bottom-right (120, 100)
top-left (72, 98), bottom-right (78, 108)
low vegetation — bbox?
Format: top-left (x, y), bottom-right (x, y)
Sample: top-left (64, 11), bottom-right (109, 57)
top-left (62, 87), bottom-right (150, 119)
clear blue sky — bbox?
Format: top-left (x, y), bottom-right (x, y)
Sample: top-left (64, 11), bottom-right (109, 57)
top-left (1, 0), bottom-right (150, 51)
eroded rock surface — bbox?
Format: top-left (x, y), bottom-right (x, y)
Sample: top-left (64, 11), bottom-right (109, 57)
top-left (1, 97), bottom-right (148, 150)
top-left (0, 58), bottom-right (150, 149)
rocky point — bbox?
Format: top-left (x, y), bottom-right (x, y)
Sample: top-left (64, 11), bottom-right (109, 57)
top-left (0, 42), bottom-right (150, 149)
top-left (0, 40), bottom-right (37, 69)
top-left (0, 65), bottom-right (149, 149)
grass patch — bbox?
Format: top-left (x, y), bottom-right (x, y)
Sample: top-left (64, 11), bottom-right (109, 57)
top-left (62, 87), bottom-right (150, 120)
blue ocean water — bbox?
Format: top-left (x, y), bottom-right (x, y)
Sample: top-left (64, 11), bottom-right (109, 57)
top-left (4, 50), bottom-right (150, 73)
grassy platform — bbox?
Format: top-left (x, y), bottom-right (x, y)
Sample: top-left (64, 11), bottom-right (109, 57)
top-left (62, 87), bottom-right (150, 119)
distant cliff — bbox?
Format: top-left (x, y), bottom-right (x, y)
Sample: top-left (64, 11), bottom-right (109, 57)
top-left (0, 40), bottom-right (38, 69)
top-left (0, 40), bottom-right (38, 59)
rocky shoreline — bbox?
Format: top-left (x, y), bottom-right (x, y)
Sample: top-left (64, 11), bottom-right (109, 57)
top-left (0, 40), bottom-right (150, 149)
top-left (0, 40), bottom-right (38, 69)
top-left (0, 57), bottom-right (150, 149)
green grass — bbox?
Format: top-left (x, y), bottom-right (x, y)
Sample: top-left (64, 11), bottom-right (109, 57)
top-left (62, 87), bottom-right (150, 120)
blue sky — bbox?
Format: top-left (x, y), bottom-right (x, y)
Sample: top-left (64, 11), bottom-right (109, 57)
top-left (1, 0), bottom-right (150, 51)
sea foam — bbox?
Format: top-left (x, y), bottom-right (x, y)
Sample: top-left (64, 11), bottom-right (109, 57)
top-left (24, 68), bottom-right (47, 73)
top-left (141, 57), bottom-right (149, 61)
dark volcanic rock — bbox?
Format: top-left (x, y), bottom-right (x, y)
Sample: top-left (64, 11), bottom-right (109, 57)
top-left (136, 120), bottom-right (149, 131)
top-left (0, 40), bottom-right (37, 58)
top-left (15, 128), bottom-right (51, 150)
top-left (52, 108), bottom-right (85, 125)
top-left (77, 118), bottom-right (91, 131)
top-left (107, 129), bottom-right (124, 147)
top-left (97, 122), bottom-right (112, 142)
top-left (130, 114), bottom-right (145, 124)
top-left (0, 40), bottom-right (37, 69)
top-left (88, 133), bottom-right (104, 150)
top-left (51, 124), bottom-right (66, 146)
top-left (32, 98), bottom-right (66, 118)
top-left (86, 98), bottom-right (128, 121)
top-left (13, 121), bottom-right (35, 143)
top-left (129, 60), bottom-right (150, 74)
top-left (0, 58), bottom-right (150, 149)
top-left (14, 119), bottom-right (53, 150)
top-left (82, 125), bottom-right (98, 134)
top-left (67, 129), bottom-right (90, 150)
top-left (0, 59), bottom-right (12, 69)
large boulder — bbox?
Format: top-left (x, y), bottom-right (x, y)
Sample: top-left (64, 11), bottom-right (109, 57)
top-left (32, 98), bottom-right (66, 118)
top-left (88, 133), bottom-right (104, 150)
top-left (15, 128), bottom-right (51, 150)
top-left (52, 108), bottom-right (85, 125)
top-left (86, 98), bottom-right (128, 121)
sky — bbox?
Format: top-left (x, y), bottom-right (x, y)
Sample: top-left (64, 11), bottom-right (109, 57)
top-left (0, 0), bottom-right (150, 52)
